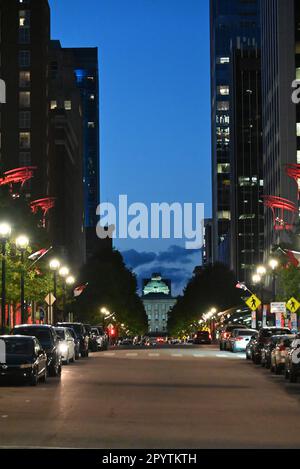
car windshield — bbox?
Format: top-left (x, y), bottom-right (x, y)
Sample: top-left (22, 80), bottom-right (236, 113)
top-left (55, 329), bottom-right (65, 340)
top-left (236, 330), bottom-right (255, 336)
top-left (14, 328), bottom-right (52, 348)
top-left (65, 324), bottom-right (82, 336)
top-left (1, 338), bottom-right (33, 356)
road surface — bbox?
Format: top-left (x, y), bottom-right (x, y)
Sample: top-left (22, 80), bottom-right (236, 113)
top-left (1, 345), bottom-right (300, 449)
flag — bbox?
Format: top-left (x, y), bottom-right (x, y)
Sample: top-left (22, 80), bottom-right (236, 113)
top-left (74, 283), bottom-right (88, 297)
top-left (236, 282), bottom-right (248, 291)
top-left (285, 250), bottom-right (300, 267)
top-left (28, 248), bottom-right (48, 260)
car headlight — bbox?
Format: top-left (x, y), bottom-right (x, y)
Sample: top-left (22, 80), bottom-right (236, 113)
top-left (59, 344), bottom-right (68, 354)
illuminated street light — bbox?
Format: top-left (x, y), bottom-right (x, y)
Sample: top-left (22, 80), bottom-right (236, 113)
top-left (66, 275), bottom-right (75, 286)
top-left (49, 258), bottom-right (60, 271)
top-left (257, 265), bottom-right (267, 276)
top-left (0, 222), bottom-right (11, 333)
top-left (59, 266), bottom-right (70, 278)
top-left (16, 235), bottom-right (30, 324)
top-left (252, 274), bottom-right (261, 284)
top-left (269, 259), bottom-right (279, 302)
top-left (269, 259), bottom-right (279, 271)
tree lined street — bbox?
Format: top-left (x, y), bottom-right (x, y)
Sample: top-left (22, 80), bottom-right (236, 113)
top-left (1, 344), bottom-right (300, 449)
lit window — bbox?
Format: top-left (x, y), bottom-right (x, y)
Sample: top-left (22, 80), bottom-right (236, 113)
top-left (239, 176), bottom-right (258, 187)
top-left (50, 101), bottom-right (57, 110)
top-left (89, 94), bottom-right (95, 100)
top-left (64, 100), bottom-right (72, 110)
top-left (297, 123), bottom-right (300, 137)
top-left (297, 150), bottom-right (300, 164)
top-left (239, 214), bottom-right (256, 220)
top-left (217, 85), bottom-right (229, 96)
top-left (217, 57), bottom-right (230, 64)
top-left (19, 71), bottom-right (30, 88)
top-left (19, 132), bottom-right (30, 149)
top-left (217, 211), bottom-right (231, 220)
top-left (19, 91), bottom-right (30, 107)
top-left (217, 163), bottom-right (230, 174)
top-left (19, 10), bottom-right (30, 28)
top-left (297, 68), bottom-right (300, 80)
top-left (88, 122), bottom-right (95, 128)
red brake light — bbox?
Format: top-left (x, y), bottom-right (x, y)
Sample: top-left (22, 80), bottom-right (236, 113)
top-left (236, 337), bottom-right (243, 341)
top-left (278, 345), bottom-right (285, 351)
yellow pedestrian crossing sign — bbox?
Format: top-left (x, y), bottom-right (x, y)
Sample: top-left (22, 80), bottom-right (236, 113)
top-left (286, 297), bottom-right (300, 314)
top-left (245, 294), bottom-right (261, 311)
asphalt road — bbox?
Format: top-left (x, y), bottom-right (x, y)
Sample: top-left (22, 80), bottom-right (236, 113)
top-left (1, 344), bottom-right (300, 449)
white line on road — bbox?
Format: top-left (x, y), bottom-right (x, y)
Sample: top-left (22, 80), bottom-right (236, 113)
top-left (126, 353), bottom-right (138, 357)
top-left (103, 353), bottom-right (116, 357)
top-left (1, 415), bottom-right (8, 419)
top-left (193, 354), bottom-right (203, 358)
top-left (172, 354), bottom-right (183, 357)
top-left (148, 353), bottom-right (160, 357)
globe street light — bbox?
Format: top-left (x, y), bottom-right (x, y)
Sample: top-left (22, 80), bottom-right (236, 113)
top-left (257, 265), bottom-right (267, 277)
top-left (49, 258), bottom-right (60, 324)
top-left (252, 274), bottom-right (261, 284)
top-left (0, 223), bottom-right (11, 333)
top-left (16, 235), bottom-right (29, 324)
top-left (66, 275), bottom-right (75, 286)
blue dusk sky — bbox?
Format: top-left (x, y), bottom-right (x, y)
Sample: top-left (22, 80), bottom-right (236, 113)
top-left (49, 0), bottom-right (211, 294)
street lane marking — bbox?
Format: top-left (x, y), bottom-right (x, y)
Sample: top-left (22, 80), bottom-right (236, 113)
top-left (148, 353), bottom-right (160, 357)
top-left (126, 353), bottom-right (138, 357)
top-left (103, 352), bottom-right (116, 356)
top-left (193, 354), bottom-right (203, 358)
top-left (1, 415), bottom-right (8, 419)
top-left (172, 354), bottom-right (183, 357)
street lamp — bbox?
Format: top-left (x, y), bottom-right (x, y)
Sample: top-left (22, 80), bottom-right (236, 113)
top-left (16, 235), bottom-right (29, 324)
top-left (252, 273), bottom-right (261, 285)
top-left (0, 223), bottom-right (11, 333)
top-left (66, 275), bottom-right (75, 286)
top-left (257, 265), bottom-right (267, 277)
top-left (49, 258), bottom-right (60, 324)
top-left (269, 258), bottom-right (279, 301)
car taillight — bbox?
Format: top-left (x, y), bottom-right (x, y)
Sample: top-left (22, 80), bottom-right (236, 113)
top-left (278, 345), bottom-right (285, 352)
top-left (209, 334), bottom-right (212, 340)
top-left (236, 337), bottom-right (243, 341)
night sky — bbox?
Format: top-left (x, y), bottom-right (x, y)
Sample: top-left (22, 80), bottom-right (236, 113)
top-left (49, 0), bottom-right (211, 294)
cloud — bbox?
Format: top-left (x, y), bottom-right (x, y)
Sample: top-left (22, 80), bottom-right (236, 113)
top-left (121, 244), bottom-right (201, 296)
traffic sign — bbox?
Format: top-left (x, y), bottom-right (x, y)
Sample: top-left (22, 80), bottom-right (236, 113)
top-left (45, 293), bottom-right (56, 306)
top-left (271, 302), bottom-right (286, 314)
top-left (286, 297), bottom-right (300, 314)
top-left (245, 294), bottom-right (261, 311)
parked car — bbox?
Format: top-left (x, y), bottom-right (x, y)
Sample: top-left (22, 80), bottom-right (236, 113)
top-left (251, 327), bottom-right (292, 364)
top-left (11, 324), bottom-right (62, 377)
top-left (246, 335), bottom-right (257, 360)
top-left (118, 337), bottom-right (133, 346)
top-left (91, 327), bottom-right (109, 351)
top-left (193, 330), bottom-right (212, 345)
top-left (67, 327), bottom-right (81, 359)
top-left (229, 329), bottom-right (257, 353)
top-left (57, 323), bottom-right (89, 358)
top-left (219, 324), bottom-right (248, 351)
top-left (285, 335), bottom-right (300, 383)
top-left (0, 335), bottom-right (47, 386)
top-left (261, 335), bottom-right (282, 369)
top-left (270, 335), bottom-right (296, 375)
top-left (54, 327), bottom-right (76, 364)
top-left (84, 324), bottom-right (98, 352)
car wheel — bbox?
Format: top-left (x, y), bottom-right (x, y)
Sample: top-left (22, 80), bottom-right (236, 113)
top-left (75, 351), bottom-right (80, 360)
top-left (30, 369), bottom-right (38, 386)
top-left (70, 353), bottom-right (75, 363)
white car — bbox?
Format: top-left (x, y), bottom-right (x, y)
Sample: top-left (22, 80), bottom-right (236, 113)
top-left (55, 327), bottom-right (76, 364)
top-left (229, 329), bottom-right (257, 353)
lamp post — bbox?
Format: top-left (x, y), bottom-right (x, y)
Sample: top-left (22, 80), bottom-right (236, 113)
top-left (49, 258), bottom-right (60, 324)
top-left (0, 223), bottom-right (11, 334)
top-left (16, 235), bottom-right (29, 324)
top-left (269, 258), bottom-right (279, 302)
top-left (65, 275), bottom-right (75, 322)
top-left (59, 266), bottom-right (69, 321)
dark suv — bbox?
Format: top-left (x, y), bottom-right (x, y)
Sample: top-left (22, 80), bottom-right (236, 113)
top-left (11, 325), bottom-right (62, 377)
top-left (251, 327), bottom-right (292, 364)
top-left (57, 322), bottom-right (89, 357)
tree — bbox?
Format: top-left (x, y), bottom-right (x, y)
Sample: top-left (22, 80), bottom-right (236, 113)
top-left (73, 247), bottom-right (148, 334)
top-left (276, 265), bottom-right (300, 301)
top-left (168, 263), bottom-right (242, 335)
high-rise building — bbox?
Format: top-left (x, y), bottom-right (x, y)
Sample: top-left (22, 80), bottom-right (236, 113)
top-left (260, 0), bottom-right (300, 257)
top-left (202, 218), bottom-right (213, 266)
top-left (63, 48), bottom-right (100, 259)
top-left (210, 0), bottom-right (260, 266)
top-left (0, 0), bottom-right (50, 198)
top-left (230, 49), bottom-right (264, 283)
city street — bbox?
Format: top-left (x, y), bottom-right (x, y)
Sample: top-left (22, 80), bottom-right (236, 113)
top-left (1, 345), bottom-right (300, 449)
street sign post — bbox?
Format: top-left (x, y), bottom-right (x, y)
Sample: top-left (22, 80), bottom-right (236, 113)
top-left (245, 294), bottom-right (261, 311)
top-left (45, 293), bottom-right (56, 306)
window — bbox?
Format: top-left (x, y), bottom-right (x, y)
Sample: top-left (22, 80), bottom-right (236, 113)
top-left (19, 111), bottom-right (31, 128)
top-left (217, 163), bottom-right (230, 174)
top-left (296, 68), bottom-right (300, 80)
top-left (217, 101), bottom-right (229, 111)
top-left (19, 28), bottom-right (30, 44)
top-left (19, 91), bottom-right (30, 107)
top-left (217, 85), bottom-right (229, 96)
top-left (19, 10), bottom-right (30, 28)
top-left (50, 100), bottom-right (57, 110)
top-left (297, 123), bottom-right (300, 137)
top-left (297, 150), bottom-right (300, 164)
top-left (19, 152), bottom-right (31, 166)
top-left (217, 56), bottom-right (230, 64)
top-left (89, 94), bottom-right (95, 100)
top-left (239, 214), bottom-right (256, 220)
top-left (64, 100), bottom-right (72, 110)
top-left (217, 211), bottom-right (231, 220)
top-left (19, 50), bottom-right (30, 67)
top-left (88, 121), bottom-right (95, 128)
top-left (19, 71), bottom-right (30, 88)
top-left (19, 132), bottom-right (30, 149)
top-left (239, 176), bottom-right (258, 187)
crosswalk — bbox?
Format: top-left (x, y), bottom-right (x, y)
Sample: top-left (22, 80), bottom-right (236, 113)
top-left (99, 349), bottom-right (246, 361)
